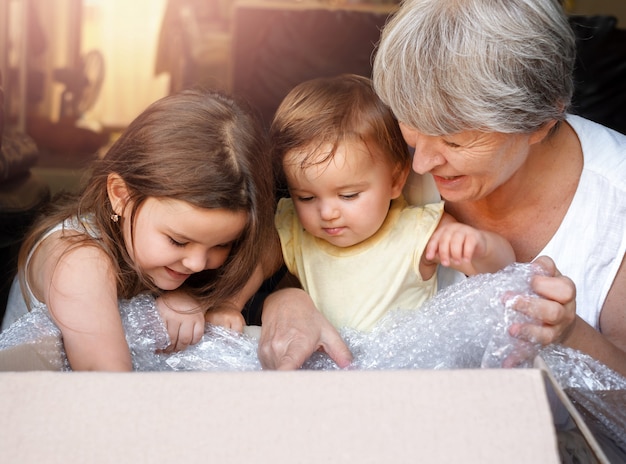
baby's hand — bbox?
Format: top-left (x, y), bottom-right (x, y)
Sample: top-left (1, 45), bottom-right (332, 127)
top-left (156, 291), bottom-right (206, 353)
top-left (425, 222), bottom-right (487, 267)
top-left (205, 305), bottom-right (246, 333)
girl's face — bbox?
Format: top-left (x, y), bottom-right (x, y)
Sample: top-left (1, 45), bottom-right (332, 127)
top-left (398, 123), bottom-right (534, 202)
top-left (284, 140), bottom-right (405, 248)
top-left (123, 197), bottom-right (247, 291)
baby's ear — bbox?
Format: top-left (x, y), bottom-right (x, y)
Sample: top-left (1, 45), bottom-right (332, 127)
top-left (107, 173), bottom-right (130, 215)
top-left (390, 164), bottom-right (411, 199)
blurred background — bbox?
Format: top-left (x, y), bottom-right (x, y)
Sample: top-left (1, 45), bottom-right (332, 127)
top-left (1, 0), bottom-right (625, 161)
top-left (1, 0), bottom-right (231, 152)
top-left (0, 0), bottom-right (625, 199)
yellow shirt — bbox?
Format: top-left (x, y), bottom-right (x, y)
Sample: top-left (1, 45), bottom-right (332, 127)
top-left (275, 196), bottom-right (444, 331)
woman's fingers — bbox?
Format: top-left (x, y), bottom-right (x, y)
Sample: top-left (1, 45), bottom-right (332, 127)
top-left (509, 257), bottom-right (577, 346)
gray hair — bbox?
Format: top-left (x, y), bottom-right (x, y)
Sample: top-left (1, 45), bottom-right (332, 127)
top-left (372, 0), bottom-right (576, 135)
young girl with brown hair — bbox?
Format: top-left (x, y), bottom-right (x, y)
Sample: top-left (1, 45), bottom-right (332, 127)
top-left (2, 89), bottom-right (276, 370)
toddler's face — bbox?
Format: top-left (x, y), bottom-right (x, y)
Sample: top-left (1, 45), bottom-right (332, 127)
top-left (284, 140), bottom-right (403, 248)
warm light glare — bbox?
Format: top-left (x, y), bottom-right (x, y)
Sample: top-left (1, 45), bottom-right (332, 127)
top-left (81, 0), bottom-right (170, 128)
top-left (4, 0), bottom-right (170, 128)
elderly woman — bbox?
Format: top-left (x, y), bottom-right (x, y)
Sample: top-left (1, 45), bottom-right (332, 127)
top-left (258, 0), bottom-right (626, 376)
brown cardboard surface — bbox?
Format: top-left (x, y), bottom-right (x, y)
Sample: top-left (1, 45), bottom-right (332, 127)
top-left (0, 369), bottom-right (560, 463)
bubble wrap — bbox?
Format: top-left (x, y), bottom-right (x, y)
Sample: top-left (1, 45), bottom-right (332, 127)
top-left (0, 305), bottom-right (68, 371)
top-left (1, 263), bottom-right (624, 451)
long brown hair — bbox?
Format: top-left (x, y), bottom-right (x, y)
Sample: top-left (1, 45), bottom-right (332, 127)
top-left (19, 89), bottom-right (275, 312)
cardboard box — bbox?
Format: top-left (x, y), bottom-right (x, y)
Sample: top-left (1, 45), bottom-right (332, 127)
top-left (0, 364), bottom-right (608, 464)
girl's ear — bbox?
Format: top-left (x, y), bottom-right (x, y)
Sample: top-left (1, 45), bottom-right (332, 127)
top-left (390, 164), bottom-right (411, 199)
top-left (107, 173), bottom-right (130, 215)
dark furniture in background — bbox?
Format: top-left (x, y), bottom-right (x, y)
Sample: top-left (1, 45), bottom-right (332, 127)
top-left (569, 15), bottom-right (626, 135)
top-left (231, 2), bottom-right (395, 129)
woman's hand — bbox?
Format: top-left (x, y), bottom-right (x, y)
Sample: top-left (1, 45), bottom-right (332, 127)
top-left (508, 256), bottom-right (577, 345)
top-left (258, 288), bottom-right (353, 370)
top-left (156, 290), bottom-right (206, 353)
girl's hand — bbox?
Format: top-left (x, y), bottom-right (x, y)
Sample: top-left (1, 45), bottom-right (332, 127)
top-left (205, 304), bottom-right (246, 333)
top-left (508, 256), bottom-right (577, 346)
top-left (156, 291), bottom-right (206, 353)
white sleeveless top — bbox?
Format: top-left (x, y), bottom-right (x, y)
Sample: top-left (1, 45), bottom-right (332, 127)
top-left (540, 115), bottom-right (626, 329)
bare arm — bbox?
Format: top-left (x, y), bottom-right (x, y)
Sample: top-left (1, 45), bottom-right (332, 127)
top-left (421, 212), bottom-right (515, 279)
top-left (33, 240), bottom-right (132, 371)
top-left (598, 253), bottom-right (626, 358)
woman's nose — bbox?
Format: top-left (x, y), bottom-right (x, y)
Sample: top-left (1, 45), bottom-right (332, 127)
top-left (412, 148), bottom-right (445, 175)
top-left (400, 124), bottom-right (445, 174)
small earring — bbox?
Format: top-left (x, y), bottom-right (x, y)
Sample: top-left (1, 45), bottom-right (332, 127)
top-left (111, 213), bottom-right (119, 223)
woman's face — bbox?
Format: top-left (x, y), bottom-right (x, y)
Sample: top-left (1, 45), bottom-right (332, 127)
top-left (399, 123), bottom-right (534, 203)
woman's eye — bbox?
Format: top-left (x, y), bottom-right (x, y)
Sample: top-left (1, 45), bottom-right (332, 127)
top-left (443, 140), bottom-right (461, 148)
top-left (168, 237), bottom-right (186, 247)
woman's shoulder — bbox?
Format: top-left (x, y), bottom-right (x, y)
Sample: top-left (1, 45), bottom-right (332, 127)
top-left (567, 114), bottom-right (626, 178)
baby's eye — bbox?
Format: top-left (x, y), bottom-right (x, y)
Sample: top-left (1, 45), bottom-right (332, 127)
top-left (340, 193), bottom-right (360, 200)
top-left (296, 196), bottom-right (314, 202)
top-left (168, 237), bottom-right (186, 247)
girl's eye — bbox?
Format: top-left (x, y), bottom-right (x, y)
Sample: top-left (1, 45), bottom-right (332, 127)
top-left (168, 237), bottom-right (186, 247)
top-left (296, 196), bottom-right (314, 202)
top-left (216, 242), bottom-right (233, 249)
